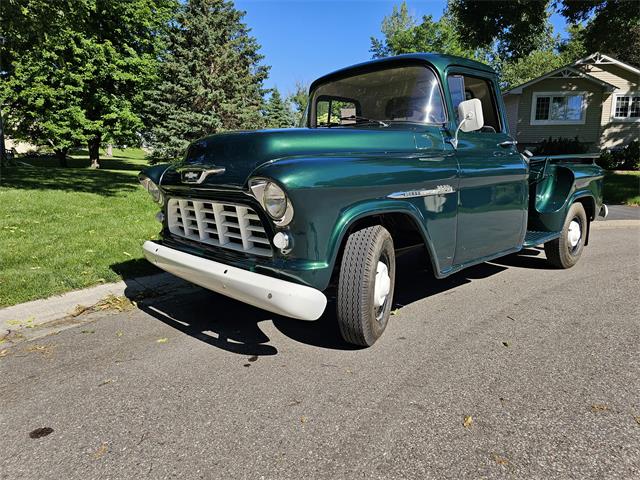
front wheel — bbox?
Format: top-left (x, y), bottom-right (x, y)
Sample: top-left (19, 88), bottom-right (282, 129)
top-left (336, 225), bottom-right (396, 347)
top-left (544, 202), bottom-right (587, 269)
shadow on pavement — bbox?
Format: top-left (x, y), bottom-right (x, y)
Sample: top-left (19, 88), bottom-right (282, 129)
top-left (125, 247), bottom-right (549, 356)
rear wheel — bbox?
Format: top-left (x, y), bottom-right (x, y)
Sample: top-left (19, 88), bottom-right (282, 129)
top-left (336, 225), bottom-right (395, 346)
top-left (544, 202), bottom-right (587, 269)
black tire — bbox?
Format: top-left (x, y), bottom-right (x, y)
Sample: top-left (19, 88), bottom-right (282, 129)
top-left (544, 202), bottom-right (588, 269)
top-left (336, 225), bottom-right (395, 346)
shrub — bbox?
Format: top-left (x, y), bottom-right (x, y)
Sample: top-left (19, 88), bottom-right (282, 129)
top-left (597, 140), bottom-right (640, 171)
top-left (534, 136), bottom-right (589, 155)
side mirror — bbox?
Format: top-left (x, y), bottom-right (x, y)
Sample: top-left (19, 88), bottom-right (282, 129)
top-left (449, 98), bottom-right (484, 149)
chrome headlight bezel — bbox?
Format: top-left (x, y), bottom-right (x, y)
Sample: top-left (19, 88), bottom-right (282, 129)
top-left (139, 174), bottom-right (164, 205)
top-left (249, 178), bottom-right (294, 226)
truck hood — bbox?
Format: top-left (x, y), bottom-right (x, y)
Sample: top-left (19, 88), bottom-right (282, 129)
top-left (161, 128), bottom-right (417, 187)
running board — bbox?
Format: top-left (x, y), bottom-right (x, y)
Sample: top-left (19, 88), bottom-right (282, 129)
top-left (523, 230), bottom-right (561, 247)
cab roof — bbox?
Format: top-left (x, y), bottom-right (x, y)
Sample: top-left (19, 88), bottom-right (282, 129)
top-left (310, 53), bottom-right (495, 91)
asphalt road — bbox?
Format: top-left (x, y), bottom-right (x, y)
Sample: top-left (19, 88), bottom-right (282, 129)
top-left (2, 223), bottom-right (639, 480)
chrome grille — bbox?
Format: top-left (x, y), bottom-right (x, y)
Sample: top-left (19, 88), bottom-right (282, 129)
top-left (167, 198), bottom-right (272, 257)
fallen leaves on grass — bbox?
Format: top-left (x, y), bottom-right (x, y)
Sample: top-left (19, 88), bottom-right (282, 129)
top-left (463, 415), bottom-right (473, 428)
top-left (29, 427), bottom-right (54, 439)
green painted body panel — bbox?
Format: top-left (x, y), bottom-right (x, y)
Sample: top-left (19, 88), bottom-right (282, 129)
top-left (141, 54), bottom-right (604, 292)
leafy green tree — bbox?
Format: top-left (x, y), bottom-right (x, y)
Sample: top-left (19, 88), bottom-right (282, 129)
top-left (0, 0), bottom-right (176, 168)
top-left (145, 0), bottom-right (269, 161)
top-left (287, 82), bottom-right (309, 127)
top-left (448, 0), bottom-right (552, 60)
top-left (264, 89), bottom-right (293, 129)
top-left (370, 2), bottom-right (487, 61)
top-left (558, 0), bottom-right (639, 67)
top-left (450, 0), bottom-right (639, 66)
top-left (498, 25), bottom-right (586, 89)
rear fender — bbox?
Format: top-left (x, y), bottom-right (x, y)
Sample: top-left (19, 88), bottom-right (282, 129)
top-left (527, 162), bottom-right (602, 235)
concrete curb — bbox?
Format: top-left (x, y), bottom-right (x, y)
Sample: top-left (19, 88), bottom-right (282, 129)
top-left (592, 219), bottom-right (640, 228)
top-left (0, 272), bottom-right (183, 332)
top-left (0, 219), bottom-right (637, 335)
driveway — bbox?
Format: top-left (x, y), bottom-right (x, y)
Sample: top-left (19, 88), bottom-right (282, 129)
top-left (1, 223), bottom-right (639, 479)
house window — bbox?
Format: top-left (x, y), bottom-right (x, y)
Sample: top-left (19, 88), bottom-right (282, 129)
top-left (612, 93), bottom-right (640, 121)
top-left (531, 92), bottom-right (586, 125)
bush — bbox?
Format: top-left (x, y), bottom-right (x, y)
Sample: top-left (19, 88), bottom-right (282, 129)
top-left (534, 136), bottom-right (589, 155)
top-left (597, 140), bottom-right (640, 171)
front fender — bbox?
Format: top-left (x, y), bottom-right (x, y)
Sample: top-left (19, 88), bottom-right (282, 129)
top-left (327, 199), bottom-right (442, 281)
top-left (251, 149), bottom-right (453, 291)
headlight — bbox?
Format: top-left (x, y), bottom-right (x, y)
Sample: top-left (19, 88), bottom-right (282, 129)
top-left (139, 175), bottom-right (164, 205)
top-left (263, 182), bottom-right (287, 219)
top-left (249, 178), bottom-right (294, 226)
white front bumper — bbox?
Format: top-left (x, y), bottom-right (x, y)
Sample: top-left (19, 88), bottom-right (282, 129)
top-left (143, 241), bottom-right (327, 320)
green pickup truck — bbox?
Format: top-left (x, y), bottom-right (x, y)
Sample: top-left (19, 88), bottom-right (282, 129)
top-left (140, 54), bottom-right (607, 346)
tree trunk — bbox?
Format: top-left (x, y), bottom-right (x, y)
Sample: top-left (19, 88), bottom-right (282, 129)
top-left (106, 144), bottom-right (113, 157)
top-left (88, 135), bottom-right (101, 169)
top-left (55, 147), bottom-right (69, 167)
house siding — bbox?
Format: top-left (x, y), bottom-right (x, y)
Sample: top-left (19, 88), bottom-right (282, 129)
top-left (514, 78), bottom-right (604, 150)
top-left (503, 95), bottom-right (519, 136)
top-left (576, 64), bottom-right (640, 149)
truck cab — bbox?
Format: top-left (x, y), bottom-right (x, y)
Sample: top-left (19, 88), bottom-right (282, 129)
top-left (140, 53), bottom-right (606, 346)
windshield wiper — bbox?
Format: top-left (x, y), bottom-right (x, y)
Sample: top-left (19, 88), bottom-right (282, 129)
top-left (340, 115), bottom-right (389, 127)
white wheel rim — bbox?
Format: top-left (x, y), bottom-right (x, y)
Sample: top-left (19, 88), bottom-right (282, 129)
top-left (374, 261), bottom-right (391, 308)
top-left (568, 220), bottom-right (581, 247)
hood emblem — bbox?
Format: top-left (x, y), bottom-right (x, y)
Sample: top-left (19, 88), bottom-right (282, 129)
top-left (178, 166), bottom-right (226, 184)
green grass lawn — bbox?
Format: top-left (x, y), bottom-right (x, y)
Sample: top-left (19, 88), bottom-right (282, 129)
top-left (603, 171), bottom-right (640, 206)
top-left (0, 148), bottom-right (160, 308)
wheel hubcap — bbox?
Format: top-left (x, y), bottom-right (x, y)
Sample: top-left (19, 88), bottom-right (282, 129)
top-left (568, 220), bottom-right (581, 248)
top-left (373, 261), bottom-right (391, 309)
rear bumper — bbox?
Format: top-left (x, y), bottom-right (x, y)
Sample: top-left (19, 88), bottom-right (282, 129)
top-left (143, 241), bottom-right (327, 320)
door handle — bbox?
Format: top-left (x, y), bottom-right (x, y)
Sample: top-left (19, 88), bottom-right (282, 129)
top-left (498, 140), bottom-right (517, 148)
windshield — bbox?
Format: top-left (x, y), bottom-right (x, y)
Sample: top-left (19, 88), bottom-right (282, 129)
top-left (308, 65), bottom-right (446, 128)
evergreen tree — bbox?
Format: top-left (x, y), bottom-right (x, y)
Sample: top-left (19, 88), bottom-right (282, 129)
top-left (146, 0), bottom-right (269, 161)
top-left (264, 89), bottom-right (293, 129)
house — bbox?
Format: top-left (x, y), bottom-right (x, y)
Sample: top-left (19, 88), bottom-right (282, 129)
top-left (503, 53), bottom-right (639, 152)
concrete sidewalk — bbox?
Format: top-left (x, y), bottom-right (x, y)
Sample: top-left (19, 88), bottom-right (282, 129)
top-left (1, 219), bottom-right (637, 341)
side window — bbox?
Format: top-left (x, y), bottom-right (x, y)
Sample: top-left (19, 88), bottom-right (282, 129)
top-left (316, 97), bottom-right (358, 126)
top-left (447, 74), bottom-right (501, 133)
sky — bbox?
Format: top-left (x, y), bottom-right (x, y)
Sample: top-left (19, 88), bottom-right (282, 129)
top-left (235, 0), bottom-right (569, 95)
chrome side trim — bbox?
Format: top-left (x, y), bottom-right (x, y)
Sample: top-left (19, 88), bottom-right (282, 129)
top-left (388, 185), bottom-right (455, 199)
